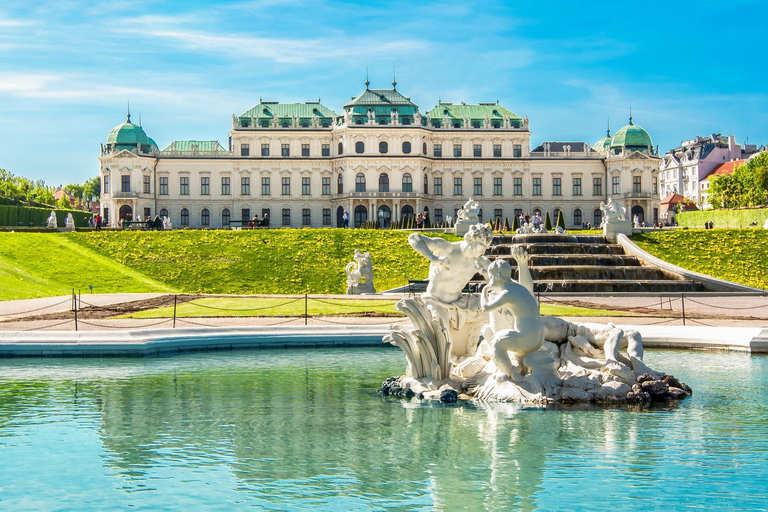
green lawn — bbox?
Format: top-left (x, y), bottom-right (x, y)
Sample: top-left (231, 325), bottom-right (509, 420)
top-left (631, 229), bottom-right (768, 289)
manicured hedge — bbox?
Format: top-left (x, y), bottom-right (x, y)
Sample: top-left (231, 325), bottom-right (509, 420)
top-left (0, 205), bottom-right (92, 227)
top-left (677, 208), bottom-right (768, 228)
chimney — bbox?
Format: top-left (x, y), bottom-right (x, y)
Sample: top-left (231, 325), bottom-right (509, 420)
top-left (728, 135), bottom-right (737, 157)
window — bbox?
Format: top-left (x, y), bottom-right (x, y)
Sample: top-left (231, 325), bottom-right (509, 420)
top-left (159, 208), bottom-right (168, 219)
top-left (222, 177), bottom-right (231, 195)
top-left (434, 177), bottom-right (443, 195)
top-left (533, 177), bottom-right (542, 195)
top-left (281, 144), bottom-right (290, 157)
top-left (423, 175), bottom-right (428, 194)
top-left (121, 175), bottom-right (130, 193)
top-left (241, 209), bottom-right (250, 222)
top-left (493, 144), bottom-right (502, 157)
top-left (180, 208), bottom-right (189, 226)
top-left (593, 209), bottom-right (602, 227)
top-left (144, 207), bottom-right (151, 219)
top-left (241, 143), bottom-right (249, 156)
top-left (261, 177), bottom-right (270, 195)
top-left (435, 208), bottom-right (443, 223)
top-left (379, 141), bottom-right (388, 154)
top-left (653, 177), bottom-right (658, 195)
top-left (201, 208), bottom-right (210, 226)
top-left (593, 177), bottom-right (602, 196)
top-left (514, 177), bottom-right (522, 196)
top-left (454, 144), bottom-right (462, 157)
top-left (159, 177), bottom-right (168, 195)
top-left (379, 173), bottom-right (389, 192)
top-left (553, 178), bottom-right (562, 196)
top-left (282, 177), bottom-right (290, 195)
top-left (301, 143), bottom-right (310, 157)
top-left (338, 142), bottom-right (343, 155)
top-left (473, 144), bottom-right (482, 157)
top-left (241, 177), bottom-right (250, 195)
top-left (261, 144), bottom-right (269, 156)
top-left (453, 177), bottom-right (463, 196)
top-left (322, 144), bottom-right (330, 157)
top-left (423, 142), bottom-right (427, 155)
top-left (180, 177), bottom-right (189, 195)
top-left (103, 175), bottom-right (110, 194)
top-left (612, 176), bottom-right (620, 194)
top-left (402, 173), bottom-right (413, 193)
top-left (493, 177), bottom-right (502, 196)
top-left (302, 177), bottom-right (310, 195)
top-left (355, 173), bottom-right (366, 192)
top-left (262, 208), bottom-right (270, 224)
top-left (337, 174), bottom-right (343, 194)
top-left (201, 177), bottom-right (210, 195)
top-left (514, 208), bottom-right (522, 219)
top-left (513, 144), bottom-right (522, 158)
top-left (574, 208), bottom-right (582, 226)
top-left (474, 177), bottom-right (483, 196)
top-left (573, 177), bottom-right (582, 196)
top-left (402, 141), bottom-right (411, 154)
top-left (494, 209), bottom-right (502, 222)
top-left (434, 144), bottom-right (442, 157)
top-left (322, 177), bottom-right (330, 195)
top-left (355, 141), bottom-right (365, 154)
top-left (553, 209), bottom-right (561, 223)
top-left (302, 208), bottom-right (311, 226)
top-left (322, 208), bottom-right (331, 225)
top-left (143, 175), bottom-right (150, 194)
top-left (282, 208), bottom-right (291, 226)
top-left (633, 176), bottom-right (642, 193)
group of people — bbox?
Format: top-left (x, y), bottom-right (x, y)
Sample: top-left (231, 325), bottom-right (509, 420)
top-left (248, 213), bottom-right (270, 228)
top-left (518, 211), bottom-right (543, 230)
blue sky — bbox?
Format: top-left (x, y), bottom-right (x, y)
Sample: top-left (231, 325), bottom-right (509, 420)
top-left (1, 0), bottom-right (766, 185)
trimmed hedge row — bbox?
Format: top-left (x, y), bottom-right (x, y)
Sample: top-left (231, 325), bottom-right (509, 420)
top-left (0, 205), bottom-right (92, 227)
top-left (677, 208), bottom-right (768, 228)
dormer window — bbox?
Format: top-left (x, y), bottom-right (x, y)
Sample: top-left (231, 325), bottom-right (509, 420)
top-left (281, 121), bottom-right (290, 128)
top-left (453, 122), bottom-right (461, 128)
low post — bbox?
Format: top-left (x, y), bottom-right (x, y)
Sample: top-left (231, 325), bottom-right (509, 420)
top-left (681, 293), bottom-right (686, 326)
top-left (305, 293), bottom-right (308, 326)
top-left (73, 291), bottom-right (78, 332)
top-left (173, 294), bottom-right (177, 328)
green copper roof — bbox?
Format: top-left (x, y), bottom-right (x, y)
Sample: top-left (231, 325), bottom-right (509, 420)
top-left (238, 101), bottom-right (337, 126)
top-left (423, 102), bottom-right (522, 128)
top-left (107, 113), bottom-right (156, 150)
top-left (593, 129), bottom-right (612, 152)
top-left (611, 117), bottom-right (653, 152)
top-left (344, 88), bottom-right (418, 109)
top-left (160, 140), bottom-right (228, 153)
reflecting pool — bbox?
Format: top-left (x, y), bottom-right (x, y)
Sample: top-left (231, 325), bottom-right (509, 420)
top-left (0, 348), bottom-right (767, 511)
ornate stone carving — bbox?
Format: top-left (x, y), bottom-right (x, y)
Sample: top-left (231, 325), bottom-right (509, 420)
top-left (345, 249), bottom-right (375, 294)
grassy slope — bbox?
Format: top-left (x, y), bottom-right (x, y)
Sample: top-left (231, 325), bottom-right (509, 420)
top-left (0, 233), bottom-right (172, 300)
top-left (631, 229), bottom-right (768, 289)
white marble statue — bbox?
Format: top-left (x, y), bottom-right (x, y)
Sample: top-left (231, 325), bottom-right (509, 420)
top-left (162, 216), bottom-right (173, 230)
top-left (65, 213), bottom-right (75, 230)
top-left (600, 198), bottom-right (633, 242)
top-left (454, 198), bottom-right (482, 236)
top-left (46, 211), bottom-right (57, 228)
top-left (345, 249), bottom-right (375, 294)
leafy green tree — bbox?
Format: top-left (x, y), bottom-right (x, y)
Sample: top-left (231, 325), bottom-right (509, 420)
top-left (710, 152), bottom-right (768, 208)
top-left (83, 176), bottom-right (101, 201)
top-left (556, 210), bottom-right (566, 230)
top-left (57, 194), bottom-right (72, 209)
top-left (512, 214), bottom-right (520, 231)
top-left (544, 211), bottom-right (552, 231)
top-left (64, 184), bottom-right (84, 200)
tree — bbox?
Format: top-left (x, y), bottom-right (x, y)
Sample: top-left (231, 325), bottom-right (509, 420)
top-left (57, 194), bottom-right (72, 209)
top-left (83, 176), bottom-right (101, 201)
top-left (710, 152), bottom-right (768, 208)
top-left (512, 214), bottom-right (520, 231)
top-left (544, 211), bottom-right (552, 231)
top-left (556, 210), bottom-right (566, 230)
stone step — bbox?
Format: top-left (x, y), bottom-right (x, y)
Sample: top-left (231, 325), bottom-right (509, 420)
top-left (492, 234), bottom-right (606, 245)
top-left (487, 243), bottom-right (624, 256)
top-left (493, 254), bottom-right (641, 267)
top-left (525, 265), bottom-right (667, 281)
top-left (530, 279), bottom-right (707, 293)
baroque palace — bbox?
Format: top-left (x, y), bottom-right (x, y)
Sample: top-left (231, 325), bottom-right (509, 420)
top-left (99, 81), bottom-right (661, 229)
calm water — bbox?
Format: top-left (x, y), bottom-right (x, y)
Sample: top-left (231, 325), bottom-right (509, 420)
top-left (0, 347), bottom-right (767, 511)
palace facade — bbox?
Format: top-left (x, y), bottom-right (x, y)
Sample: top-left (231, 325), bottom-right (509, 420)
top-left (99, 82), bottom-right (661, 229)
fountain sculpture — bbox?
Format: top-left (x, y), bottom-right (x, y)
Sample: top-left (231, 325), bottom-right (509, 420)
top-left (383, 223), bottom-right (691, 404)
top-left (345, 249), bottom-right (375, 294)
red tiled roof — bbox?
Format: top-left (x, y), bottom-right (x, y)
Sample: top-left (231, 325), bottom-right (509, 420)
top-left (660, 193), bottom-right (698, 211)
top-left (703, 159), bottom-right (745, 181)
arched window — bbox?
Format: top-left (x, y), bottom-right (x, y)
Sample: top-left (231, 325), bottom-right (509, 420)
top-left (337, 174), bottom-right (343, 194)
top-left (553, 208), bottom-right (561, 223)
top-left (423, 175), bottom-right (428, 194)
top-left (222, 208), bottom-right (231, 226)
top-left (355, 141), bottom-right (364, 154)
top-left (355, 118), bottom-right (363, 125)
top-left (573, 208), bottom-right (582, 226)
top-left (201, 208), bottom-right (210, 226)
top-left (180, 208), bottom-right (189, 226)
top-left (379, 173), bottom-right (389, 192)
top-left (593, 209), bottom-right (602, 227)
top-left (401, 205), bottom-right (414, 219)
top-left (338, 142), bottom-right (343, 155)
top-left (355, 173), bottom-right (366, 192)
top-left (402, 141), bottom-right (411, 154)
top-left (159, 208), bottom-right (169, 219)
top-left (379, 141), bottom-right (388, 154)
top-left (354, 205), bottom-right (367, 228)
top-left (423, 142), bottom-right (427, 154)
top-left (377, 205), bottom-right (391, 228)
top-left (402, 173), bottom-right (413, 193)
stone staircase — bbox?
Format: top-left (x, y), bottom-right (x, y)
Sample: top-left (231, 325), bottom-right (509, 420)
top-left (485, 234), bottom-right (707, 293)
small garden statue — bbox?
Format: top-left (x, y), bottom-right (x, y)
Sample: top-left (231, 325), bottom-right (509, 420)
top-left (65, 213), bottom-right (75, 231)
top-left (345, 249), bottom-right (375, 294)
top-left (46, 211), bottom-right (57, 229)
top-left (454, 198), bottom-right (482, 236)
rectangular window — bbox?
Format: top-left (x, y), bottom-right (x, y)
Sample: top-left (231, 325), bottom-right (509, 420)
top-left (612, 176), bottom-right (620, 194)
top-left (532, 177), bottom-right (542, 196)
top-left (322, 144), bottom-right (330, 157)
top-left (493, 177), bottom-right (502, 196)
top-left (434, 144), bottom-right (442, 157)
top-left (144, 207), bottom-right (151, 220)
top-left (434, 177), bottom-right (443, 195)
top-left (142, 175), bottom-right (150, 194)
top-left (653, 177), bottom-right (658, 195)
top-left (201, 177), bottom-right (210, 195)
top-left (261, 144), bottom-right (269, 156)
top-left (513, 144), bottom-right (522, 158)
top-left (281, 143), bottom-right (290, 157)
top-left (593, 177), bottom-right (602, 196)
top-left (241, 177), bottom-right (250, 195)
top-left (514, 208), bottom-right (522, 218)
top-left (322, 208), bottom-right (331, 225)
top-left (453, 144), bottom-right (462, 157)
top-left (302, 208), bottom-right (311, 226)
top-left (103, 175), bottom-right (110, 194)
top-left (453, 177), bottom-right (463, 196)
top-left (121, 175), bottom-right (130, 193)
top-left (221, 177), bottom-right (231, 195)
top-left (302, 177), bottom-right (310, 195)
top-left (262, 208), bottom-right (270, 224)
top-left (241, 143), bottom-right (249, 156)
top-left (633, 176), bottom-right (642, 193)
top-left (322, 177), bottom-right (330, 195)
top-left (553, 177), bottom-right (562, 196)
top-left (514, 177), bottom-right (522, 196)
top-left (474, 177), bottom-right (483, 196)
top-left (493, 144), bottom-right (502, 157)
top-left (473, 144), bottom-right (482, 157)
top-left (573, 177), bottom-right (582, 196)
top-left (179, 177), bottom-right (189, 195)
top-left (282, 208), bottom-right (291, 226)
top-left (241, 209), bottom-right (250, 222)
top-left (282, 177), bottom-right (290, 195)
top-left (159, 177), bottom-right (168, 195)
top-left (301, 143), bottom-right (310, 157)
top-left (435, 208), bottom-right (443, 223)
top-left (494, 208), bottom-right (502, 222)
top-left (261, 177), bottom-right (270, 195)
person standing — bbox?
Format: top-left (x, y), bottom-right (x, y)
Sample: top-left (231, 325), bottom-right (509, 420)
top-left (342, 210), bottom-right (349, 228)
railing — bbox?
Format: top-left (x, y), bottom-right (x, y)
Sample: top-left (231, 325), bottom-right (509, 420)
top-left (529, 152), bottom-right (602, 159)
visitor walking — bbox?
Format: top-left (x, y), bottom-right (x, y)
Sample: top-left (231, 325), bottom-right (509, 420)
top-left (342, 210), bottom-right (349, 228)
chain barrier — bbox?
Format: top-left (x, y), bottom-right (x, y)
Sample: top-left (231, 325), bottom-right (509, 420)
top-left (185, 297), bottom-right (304, 312)
top-left (175, 316), bottom-right (300, 327)
top-left (310, 297), bottom-right (398, 309)
top-left (687, 317), bottom-right (715, 327)
top-left (538, 293), bottom-right (681, 311)
top-left (313, 316), bottom-right (404, 325)
top-left (0, 297), bottom-right (73, 319)
top-left (684, 297), bottom-right (768, 310)
top-left (20, 318), bottom-right (76, 331)
top-left (76, 318), bottom-right (173, 329)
